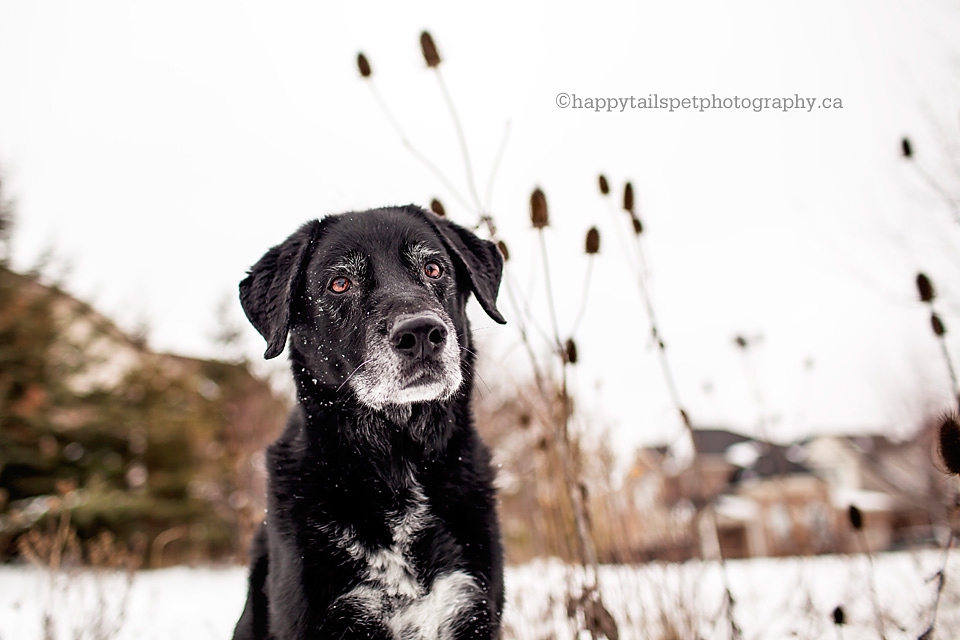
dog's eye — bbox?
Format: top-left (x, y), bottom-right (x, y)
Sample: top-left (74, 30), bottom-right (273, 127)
top-left (424, 261), bottom-right (443, 279)
top-left (330, 276), bottom-right (351, 293)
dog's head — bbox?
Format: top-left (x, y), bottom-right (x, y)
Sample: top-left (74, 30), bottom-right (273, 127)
top-left (239, 206), bottom-right (505, 412)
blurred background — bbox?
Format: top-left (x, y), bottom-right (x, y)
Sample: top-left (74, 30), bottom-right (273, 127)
top-left (1, 0), bottom-right (960, 636)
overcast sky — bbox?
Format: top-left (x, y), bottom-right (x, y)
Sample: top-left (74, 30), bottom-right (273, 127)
top-left (2, 1), bottom-right (960, 451)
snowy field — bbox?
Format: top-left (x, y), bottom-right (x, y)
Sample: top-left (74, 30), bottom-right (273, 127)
top-left (1, 550), bottom-right (957, 639)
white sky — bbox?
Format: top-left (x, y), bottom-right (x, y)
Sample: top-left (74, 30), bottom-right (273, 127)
top-left (1, 0), bottom-right (960, 451)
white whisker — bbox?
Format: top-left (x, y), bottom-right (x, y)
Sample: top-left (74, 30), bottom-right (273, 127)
top-left (338, 359), bottom-right (374, 393)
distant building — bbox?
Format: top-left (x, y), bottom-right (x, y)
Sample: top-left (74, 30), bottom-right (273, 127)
top-left (617, 426), bottom-right (946, 561)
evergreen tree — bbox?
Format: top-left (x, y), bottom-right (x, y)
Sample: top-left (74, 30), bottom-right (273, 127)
top-left (0, 175), bottom-right (287, 564)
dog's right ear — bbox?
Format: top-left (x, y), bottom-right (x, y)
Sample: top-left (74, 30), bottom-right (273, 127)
top-left (408, 207), bottom-right (506, 325)
top-left (239, 220), bottom-right (322, 360)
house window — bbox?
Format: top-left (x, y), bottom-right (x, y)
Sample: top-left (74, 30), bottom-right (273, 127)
top-left (768, 503), bottom-right (792, 542)
top-left (805, 501), bottom-right (831, 550)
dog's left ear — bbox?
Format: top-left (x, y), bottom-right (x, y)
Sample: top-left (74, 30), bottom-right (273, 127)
top-left (239, 220), bottom-right (322, 359)
top-left (412, 207), bottom-right (506, 324)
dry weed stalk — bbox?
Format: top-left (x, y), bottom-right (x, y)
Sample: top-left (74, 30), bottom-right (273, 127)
top-left (527, 188), bottom-right (621, 637)
top-left (17, 491), bottom-right (143, 640)
top-left (900, 136), bottom-right (960, 225)
top-left (599, 175), bottom-right (742, 639)
top-left (924, 412), bottom-right (960, 639)
top-left (846, 504), bottom-right (888, 639)
top-left (916, 273), bottom-right (960, 412)
top-left (832, 605), bottom-right (846, 640)
top-left (900, 127), bottom-right (960, 636)
top-left (356, 32), bottom-right (616, 637)
top-left (920, 531), bottom-right (954, 640)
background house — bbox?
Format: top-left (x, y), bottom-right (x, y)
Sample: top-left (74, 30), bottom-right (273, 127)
top-left (607, 426), bottom-right (948, 561)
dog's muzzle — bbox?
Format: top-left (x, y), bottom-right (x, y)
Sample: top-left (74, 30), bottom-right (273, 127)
top-left (349, 309), bottom-right (462, 411)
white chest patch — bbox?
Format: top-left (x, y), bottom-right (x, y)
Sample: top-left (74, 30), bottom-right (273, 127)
top-left (333, 484), bottom-right (479, 639)
top-left (386, 570), bottom-right (479, 639)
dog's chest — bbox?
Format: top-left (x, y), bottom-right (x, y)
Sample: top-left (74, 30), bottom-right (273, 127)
top-left (333, 482), bottom-right (478, 639)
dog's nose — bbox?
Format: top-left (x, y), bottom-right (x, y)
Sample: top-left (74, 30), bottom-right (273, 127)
top-left (390, 313), bottom-right (448, 361)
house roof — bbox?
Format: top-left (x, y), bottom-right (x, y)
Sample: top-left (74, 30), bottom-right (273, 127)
top-left (731, 444), bottom-right (811, 482)
top-left (692, 429), bottom-right (753, 456)
top-left (689, 429), bottom-right (813, 481)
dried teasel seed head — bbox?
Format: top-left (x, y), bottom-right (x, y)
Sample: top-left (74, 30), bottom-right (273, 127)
top-left (832, 606), bottom-right (846, 626)
top-left (585, 227), bottom-right (600, 254)
top-left (917, 273), bottom-right (935, 303)
top-left (564, 338), bottom-right (578, 364)
top-left (847, 504), bottom-right (863, 530)
top-left (55, 478), bottom-right (77, 496)
top-left (420, 31), bottom-right (442, 68)
top-left (584, 597), bottom-right (619, 640)
top-left (598, 175), bottom-right (610, 195)
top-left (631, 214), bottom-right (643, 235)
top-left (429, 198), bottom-right (445, 217)
top-left (496, 240), bottom-right (510, 261)
top-left (357, 53), bottom-right (372, 78)
top-left (938, 413), bottom-right (960, 475)
top-left (932, 313), bottom-right (946, 337)
top-left (901, 137), bottom-right (913, 159)
top-left (530, 187), bottom-right (548, 229)
top-left (623, 182), bottom-right (634, 213)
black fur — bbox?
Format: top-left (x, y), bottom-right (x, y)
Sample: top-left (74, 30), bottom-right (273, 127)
top-left (233, 205), bottom-right (506, 639)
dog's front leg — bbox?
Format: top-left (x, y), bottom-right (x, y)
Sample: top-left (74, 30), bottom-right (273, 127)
top-left (233, 525), bottom-right (271, 640)
top-left (311, 598), bottom-right (394, 640)
top-left (439, 501), bottom-right (504, 639)
top-left (454, 598), bottom-right (502, 640)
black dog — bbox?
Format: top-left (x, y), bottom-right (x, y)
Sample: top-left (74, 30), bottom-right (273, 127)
top-left (232, 205), bottom-right (506, 639)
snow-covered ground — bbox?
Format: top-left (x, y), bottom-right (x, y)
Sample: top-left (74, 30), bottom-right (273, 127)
top-left (1, 550), bottom-right (957, 639)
